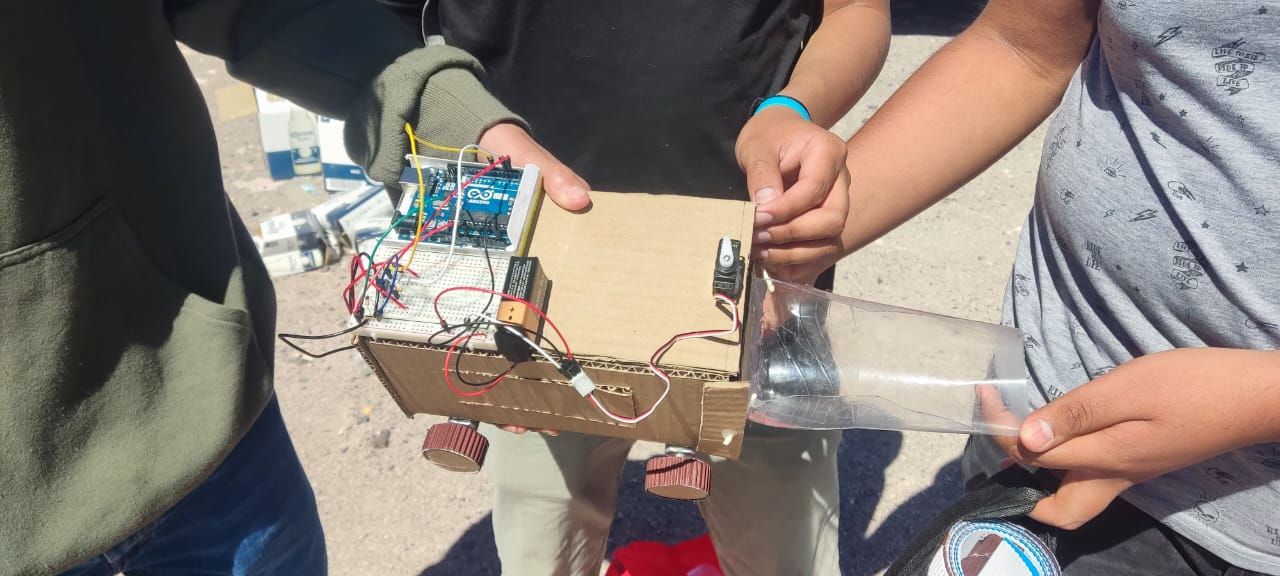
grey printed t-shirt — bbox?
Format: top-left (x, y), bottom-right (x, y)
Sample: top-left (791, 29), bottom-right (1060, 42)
top-left (1005, 1), bottom-right (1280, 572)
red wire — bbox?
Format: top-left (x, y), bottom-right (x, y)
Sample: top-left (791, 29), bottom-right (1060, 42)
top-left (433, 286), bottom-right (573, 358)
top-left (344, 256), bottom-right (406, 313)
top-left (589, 294), bottom-right (740, 424)
top-left (443, 332), bottom-right (504, 397)
top-left (389, 222), bottom-right (454, 262)
top-left (343, 222), bottom-right (455, 314)
top-left (342, 154), bottom-right (511, 315)
top-left (414, 156), bottom-right (508, 239)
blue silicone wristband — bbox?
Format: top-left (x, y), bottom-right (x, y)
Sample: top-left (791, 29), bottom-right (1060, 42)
top-left (753, 95), bottom-right (812, 122)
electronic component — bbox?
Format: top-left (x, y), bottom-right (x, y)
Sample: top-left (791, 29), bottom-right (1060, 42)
top-left (356, 240), bottom-right (512, 349)
top-left (557, 359), bottom-right (596, 396)
top-left (396, 156), bottom-right (543, 253)
top-left (497, 256), bottom-right (551, 336)
top-left (711, 236), bottom-right (743, 300)
top-left (493, 326), bottom-right (535, 363)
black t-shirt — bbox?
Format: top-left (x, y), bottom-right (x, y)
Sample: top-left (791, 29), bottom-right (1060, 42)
top-left (417, 0), bottom-right (822, 200)
top-left (382, 1), bottom-right (835, 288)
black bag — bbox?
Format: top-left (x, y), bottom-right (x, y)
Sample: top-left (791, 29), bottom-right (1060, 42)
top-left (886, 466), bottom-right (1060, 576)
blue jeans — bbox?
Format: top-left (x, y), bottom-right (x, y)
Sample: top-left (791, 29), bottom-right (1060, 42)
top-left (62, 397), bottom-right (326, 576)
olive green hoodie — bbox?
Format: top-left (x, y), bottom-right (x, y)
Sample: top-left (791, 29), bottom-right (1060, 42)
top-left (0, 1), bottom-right (519, 573)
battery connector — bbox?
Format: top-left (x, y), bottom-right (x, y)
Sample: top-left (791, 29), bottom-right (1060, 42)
top-left (493, 323), bottom-right (535, 363)
top-left (558, 359), bottom-right (597, 396)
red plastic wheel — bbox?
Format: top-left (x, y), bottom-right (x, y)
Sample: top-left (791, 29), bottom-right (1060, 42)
top-left (421, 422), bottom-right (488, 473)
top-left (644, 454), bottom-right (711, 500)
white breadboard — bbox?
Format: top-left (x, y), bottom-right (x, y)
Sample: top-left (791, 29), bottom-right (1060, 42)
top-left (356, 239), bottom-right (510, 350)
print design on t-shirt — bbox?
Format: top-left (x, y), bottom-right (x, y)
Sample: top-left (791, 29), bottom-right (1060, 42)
top-left (1205, 467), bottom-right (1238, 486)
top-left (1156, 26), bottom-right (1184, 47)
top-left (1100, 157), bottom-right (1127, 179)
top-left (1130, 208), bottom-right (1160, 222)
top-left (1213, 39), bottom-right (1267, 95)
top-left (1172, 240), bottom-right (1206, 291)
top-left (1245, 317), bottom-right (1278, 333)
top-left (1086, 242), bottom-right (1105, 270)
top-left (1194, 490), bottom-right (1223, 525)
top-left (1167, 181), bottom-right (1197, 201)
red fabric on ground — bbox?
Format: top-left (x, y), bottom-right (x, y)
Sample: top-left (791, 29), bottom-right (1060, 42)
top-left (605, 534), bottom-right (723, 576)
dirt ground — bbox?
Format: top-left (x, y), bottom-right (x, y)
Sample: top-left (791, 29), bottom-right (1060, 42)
top-left (184, 2), bottom-right (1045, 574)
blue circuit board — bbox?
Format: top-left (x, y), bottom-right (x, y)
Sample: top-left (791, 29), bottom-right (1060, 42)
top-left (396, 163), bottom-right (526, 250)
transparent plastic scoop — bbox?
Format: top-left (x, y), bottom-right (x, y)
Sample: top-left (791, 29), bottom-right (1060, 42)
top-left (745, 278), bottom-right (1032, 435)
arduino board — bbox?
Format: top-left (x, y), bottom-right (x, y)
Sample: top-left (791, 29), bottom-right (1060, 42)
top-left (396, 156), bottom-right (542, 253)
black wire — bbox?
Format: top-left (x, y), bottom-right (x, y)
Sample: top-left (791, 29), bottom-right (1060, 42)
top-left (370, 253), bottom-right (386, 318)
top-left (462, 209), bottom-right (498, 317)
top-left (453, 342), bottom-right (517, 386)
top-left (481, 243), bottom-right (496, 310)
top-left (430, 319), bottom-right (516, 387)
top-left (278, 320), bottom-right (370, 359)
top-left (430, 316), bottom-right (564, 387)
top-left (450, 324), bottom-right (563, 387)
top-left (426, 320), bottom-right (491, 348)
top-left (455, 218), bottom-right (558, 368)
top-left (331, 209), bottom-right (546, 383)
top-left (514, 324), bottom-right (563, 359)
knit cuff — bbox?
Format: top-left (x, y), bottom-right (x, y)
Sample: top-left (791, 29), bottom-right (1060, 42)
top-left (344, 45), bottom-right (528, 186)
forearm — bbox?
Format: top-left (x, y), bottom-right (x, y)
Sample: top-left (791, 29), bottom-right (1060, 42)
top-left (840, 1), bottom-right (1098, 253)
top-left (167, 0), bottom-right (521, 183)
top-left (780, 0), bottom-right (891, 128)
top-left (1235, 349), bottom-right (1280, 444)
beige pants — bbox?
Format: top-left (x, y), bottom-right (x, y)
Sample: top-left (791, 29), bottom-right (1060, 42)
top-left (485, 424), bottom-right (843, 576)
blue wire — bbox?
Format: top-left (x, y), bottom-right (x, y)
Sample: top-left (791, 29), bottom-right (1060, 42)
top-left (375, 256), bottom-right (403, 318)
top-left (358, 209), bottom-right (415, 310)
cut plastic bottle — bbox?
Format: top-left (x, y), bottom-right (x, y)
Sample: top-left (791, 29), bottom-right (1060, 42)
top-left (745, 278), bottom-right (1032, 435)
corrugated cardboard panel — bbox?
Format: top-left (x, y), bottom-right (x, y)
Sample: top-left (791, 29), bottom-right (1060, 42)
top-left (354, 191), bottom-right (756, 459)
top-left (526, 192), bottom-right (754, 374)
top-left (697, 381), bottom-right (752, 459)
top-left (359, 338), bottom-right (750, 458)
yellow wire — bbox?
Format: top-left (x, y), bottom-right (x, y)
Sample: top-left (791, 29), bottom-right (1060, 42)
top-left (412, 135), bottom-right (471, 155)
top-left (403, 123), bottom-right (429, 269)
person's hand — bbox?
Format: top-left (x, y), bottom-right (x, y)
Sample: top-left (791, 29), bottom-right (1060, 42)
top-left (735, 107), bottom-right (850, 284)
top-left (994, 348), bottom-right (1280, 530)
top-left (479, 122), bottom-right (591, 212)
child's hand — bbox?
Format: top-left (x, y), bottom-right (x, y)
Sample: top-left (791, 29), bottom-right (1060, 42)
top-left (735, 107), bottom-right (849, 285)
top-left (479, 122), bottom-right (591, 213)
top-left (996, 348), bottom-right (1280, 529)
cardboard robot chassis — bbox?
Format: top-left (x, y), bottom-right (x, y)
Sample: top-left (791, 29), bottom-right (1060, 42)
top-left (355, 191), bottom-right (756, 500)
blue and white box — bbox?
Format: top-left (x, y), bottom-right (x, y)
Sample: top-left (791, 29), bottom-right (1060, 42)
top-left (318, 116), bottom-right (374, 193)
top-left (254, 89), bottom-right (296, 180)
